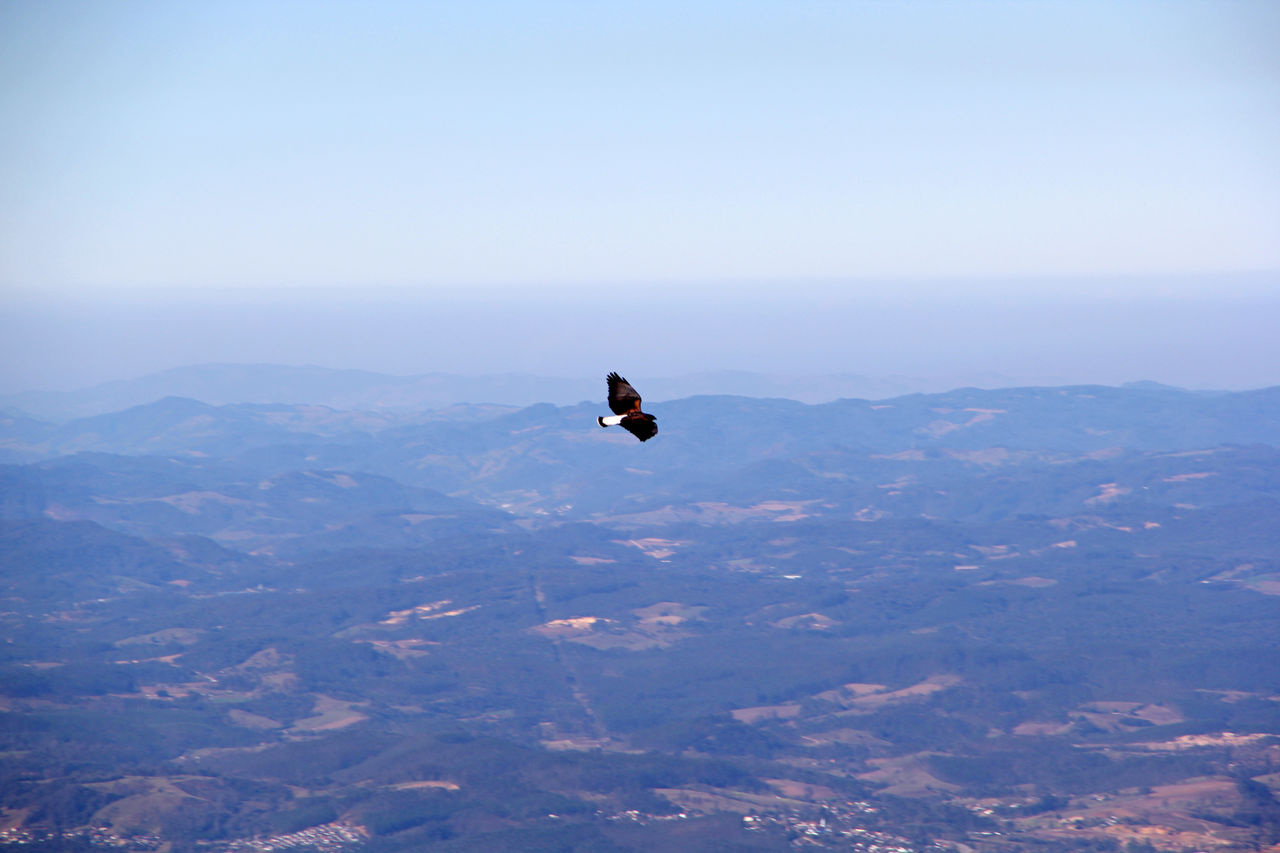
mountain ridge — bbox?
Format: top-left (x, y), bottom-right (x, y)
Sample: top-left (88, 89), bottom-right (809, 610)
top-left (2, 373), bottom-right (1278, 850)
top-left (1, 362), bottom-right (1132, 421)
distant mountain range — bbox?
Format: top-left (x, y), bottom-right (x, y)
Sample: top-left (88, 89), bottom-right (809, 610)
top-left (2, 380), bottom-right (1275, 464)
top-left (2, 370), bottom-right (1278, 851)
top-left (3, 381), bottom-right (1277, 542)
top-left (0, 363), bottom-right (1084, 421)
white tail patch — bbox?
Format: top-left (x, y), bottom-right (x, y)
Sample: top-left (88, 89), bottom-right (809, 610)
top-left (598, 414), bottom-right (625, 427)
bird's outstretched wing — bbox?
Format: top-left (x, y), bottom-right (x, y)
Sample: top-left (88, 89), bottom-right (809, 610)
top-left (621, 413), bottom-right (658, 442)
top-left (606, 372), bottom-right (643, 416)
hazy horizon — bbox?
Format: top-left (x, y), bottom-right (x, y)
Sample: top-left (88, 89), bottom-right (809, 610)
top-left (3, 2), bottom-right (1278, 396)
top-left (3, 273), bottom-right (1279, 396)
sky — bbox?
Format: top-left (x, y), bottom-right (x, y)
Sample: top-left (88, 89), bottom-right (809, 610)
top-left (1, 1), bottom-right (1278, 394)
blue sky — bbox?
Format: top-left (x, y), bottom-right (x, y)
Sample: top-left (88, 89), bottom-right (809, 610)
top-left (1, 1), bottom-right (1278, 392)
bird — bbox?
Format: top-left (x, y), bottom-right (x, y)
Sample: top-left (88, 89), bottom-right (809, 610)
top-left (598, 372), bottom-right (658, 442)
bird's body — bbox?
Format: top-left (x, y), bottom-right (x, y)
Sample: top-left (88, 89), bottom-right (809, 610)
top-left (599, 372), bottom-right (657, 442)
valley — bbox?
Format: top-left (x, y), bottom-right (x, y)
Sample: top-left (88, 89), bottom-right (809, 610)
top-left (1, 382), bottom-right (1278, 851)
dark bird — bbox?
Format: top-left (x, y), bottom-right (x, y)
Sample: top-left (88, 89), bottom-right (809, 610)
top-left (598, 372), bottom-right (658, 442)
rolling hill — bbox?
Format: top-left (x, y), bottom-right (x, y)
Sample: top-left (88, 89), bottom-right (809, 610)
top-left (1, 381), bottom-right (1277, 852)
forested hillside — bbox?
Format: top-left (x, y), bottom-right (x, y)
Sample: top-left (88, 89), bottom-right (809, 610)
top-left (1, 384), bottom-right (1277, 852)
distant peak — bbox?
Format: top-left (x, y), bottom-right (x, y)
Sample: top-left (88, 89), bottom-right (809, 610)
top-left (1121, 380), bottom-right (1185, 392)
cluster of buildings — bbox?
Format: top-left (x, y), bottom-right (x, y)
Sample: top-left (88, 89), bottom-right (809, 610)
top-left (602, 809), bottom-right (690, 822)
top-left (216, 822), bottom-right (367, 852)
top-left (0, 826), bottom-right (160, 849)
top-left (0, 823), bottom-right (369, 853)
top-left (598, 801), bottom-right (942, 851)
top-left (741, 808), bottom-right (938, 852)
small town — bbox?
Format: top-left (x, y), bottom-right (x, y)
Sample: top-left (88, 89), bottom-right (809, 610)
top-left (603, 801), bottom-right (944, 851)
top-left (741, 811), bottom-right (939, 852)
top-left (0, 823), bottom-right (369, 853)
top-left (215, 822), bottom-right (368, 853)
top-left (0, 825), bottom-right (160, 849)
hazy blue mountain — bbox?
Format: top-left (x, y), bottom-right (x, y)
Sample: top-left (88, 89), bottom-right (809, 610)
top-left (0, 518), bottom-right (226, 603)
top-left (1, 452), bottom-right (512, 559)
top-left (0, 396), bottom-right (481, 463)
top-left (3, 385), bottom-right (1279, 525)
top-left (1, 380), bottom-right (1277, 852)
top-left (5, 383), bottom-right (1277, 464)
top-left (0, 363), bottom-right (1076, 421)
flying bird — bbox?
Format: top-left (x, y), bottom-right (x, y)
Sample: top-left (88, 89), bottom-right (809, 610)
top-left (598, 372), bottom-right (658, 442)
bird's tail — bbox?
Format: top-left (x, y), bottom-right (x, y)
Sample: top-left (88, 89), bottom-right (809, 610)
top-left (598, 415), bottom-right (624, 427)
